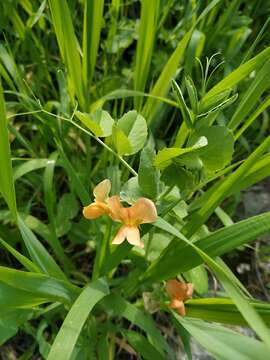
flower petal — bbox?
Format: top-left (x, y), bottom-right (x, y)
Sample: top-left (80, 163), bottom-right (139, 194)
top-left (93, 179), bottom-right (111, 202)
top-left (126, 226), bottom-right (144, 248)
top-left (166, 280), bottom-right (188, 300)
top-left (107, 195), bottom-right (128, 222)
top-left (112, 225), bottom-right (128, 245)
top-left (129, 198), bottom-right (157, 224)
top-left (83, 203), bottom-right (107, 219)
top-left (170, 299), bottom-right (186, 316)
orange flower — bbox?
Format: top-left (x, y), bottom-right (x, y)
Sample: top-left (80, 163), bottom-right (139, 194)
top-left (165, 279), bottom-right (194, 316)
top-left (107, 196), bottom-right (157, 248)
top-left (83, 179), bottom-right (111, 219)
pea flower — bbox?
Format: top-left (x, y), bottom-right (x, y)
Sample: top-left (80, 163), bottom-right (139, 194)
top-left (83, 179), bottom-right (111, 219)
top-left (165, 279), bottom-right (194, 316)
top-left (107, 195), bottom-right (157, 248)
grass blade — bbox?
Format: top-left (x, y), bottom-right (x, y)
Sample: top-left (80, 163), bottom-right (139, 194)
top-left (48, 0), bottom-right (84, 108)
top-left (83, 0), bottom-right (104, 98)
top-left (175, 316), bottom-right (269, 360)
top-left (47, 278), bottom-right (109, 360)
top-left (134, 0), bottom-right (160, 109)
top-left (0, 79), bottom-right (17, 220)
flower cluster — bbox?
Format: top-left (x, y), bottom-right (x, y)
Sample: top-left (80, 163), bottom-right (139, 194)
top-left (83, 179), bottom-right (157, 248)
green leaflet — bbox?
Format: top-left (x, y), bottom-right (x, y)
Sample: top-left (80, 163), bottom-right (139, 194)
top-left (75, 109), bottom-right (114, 137)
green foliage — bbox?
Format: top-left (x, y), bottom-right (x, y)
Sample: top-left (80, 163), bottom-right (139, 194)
top-left (0, 0), bottom-right (270, 358)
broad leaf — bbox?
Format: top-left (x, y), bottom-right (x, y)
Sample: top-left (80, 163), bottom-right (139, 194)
top-left (75, 109), bottom-right (114, 137)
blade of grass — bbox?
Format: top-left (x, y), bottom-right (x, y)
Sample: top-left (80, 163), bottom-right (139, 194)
top-left (18, 215), bottom-right (67, 281)
top-left (142, 0), bottom-right (222, 124)
top-left (0, 79), bottom-right (17, 220)
top-left (182, 136), bottom-right (270, 238)
top-left (83, 0), bottom-right (104, 100)
top-left (175, 315), bottom-right (269, 360)
top-left (228, 58), bottom-right (270, 131)
top-left (134, 0), bottom-right (160, 110)
top-left (202, 45), bottom-right (270, 102)
top-left (48, 0), bottom-right (84, 108)
top-left (47, 278), bottom-right (109, 360)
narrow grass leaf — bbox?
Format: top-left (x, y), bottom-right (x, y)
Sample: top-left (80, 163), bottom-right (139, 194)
top-left (47, 278), bottom-right (109, 360)
top-left (122, 330), bottom-right (163, 360)
top-left (175, 316), bottom-right (269, 360)
top-left (18, 215), bottom-right (67, 281)
top-left (229, 58), bottom-right (270, 131)
top-left (0, 80), bottom-right (17, 220)
top-left (102, 294), bottom-right (170, 357)
top-left (0, 267), bottom-right (79, 305)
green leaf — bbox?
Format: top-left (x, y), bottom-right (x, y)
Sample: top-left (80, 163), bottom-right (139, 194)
top-left (134, 0), bottom-right (160, 109)
top-left (47, 278), bottom-right (109, 360)
top-left (184, 265), bottom-right (208, 295)
top-left (0, 280), bottom-right (48, 308)
top-left (102, 294), bottom-right (170, 357)
top-left (188, 126), bottom-right (234, 171)
top-left (57, 142), bottom-right (90, 206)
top-left (13, 159), bottom-right (51, 181)
top-left (120, 176), bottom-right (144, 204)
top-left (0, 80), bottom-right (17, 220)
top-left (75, 109), bottom-right (114, 137)
top-left (175, 316), bottom-right (269, 360)
top-left (143, 0), bottom-right (222, 123)
top-left (138, 147), bottom-right (160, 198)
top-left (161, 164), bottom-right (196, 191)
top-left (0, 237), bottom-right (39, 273)
top-left (172, 79), bottom-right (193, 129)
top-left (48, 0), bottom-right (84, 107)
top-left (182, 136), bottom-right (270, 237)
top-left (116, 110), bottom-right (148, 155)
top-left (142, 212), bottom-right (270, 283)
top-left (82, 0), bottom-right (104, 91)
top-left (148, 217), bottom-right (270, 349)
top-left (0, 267), bottom-right (79, 305)
top-left (229, 57), bottom-right (270, 131)
top-left (187, 298), bottom-right (270, 327)
top-left (18, 216), bottom-right (67, 281)
top-left (122, 330), bottom-right (163, 360)
top-left (155, 136), bottom-right (207, 169)
top-left (56, 193), bottom-right (79, 237)
top-left (0, 308), bottom-right (32, 346)
top-left (185, 75), bottom-right (199, 114)
top-left (112, 124), bottom-right (132, 156)
top-left (203, 45), bottom-right (270, 101)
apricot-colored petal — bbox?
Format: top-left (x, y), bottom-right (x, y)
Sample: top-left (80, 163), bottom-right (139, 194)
top-left (126, 226), bottom-right (144, 248)
top-left (112, 225), bottom-right (128, 245)
top-left (93, 179), bottom-right (111, 202)
top-left (170, 300), bottom-right (186, 316)
top-left (185, 283), bottom-right (194, 300)
top-left (166, 280), bottom-right (187, 300)
top-left (107, 195), bottom-right (128, 222)
top-left (129, 198), bottom-right (157, 224)
top-left (83, 202), bottom-right (107, 219)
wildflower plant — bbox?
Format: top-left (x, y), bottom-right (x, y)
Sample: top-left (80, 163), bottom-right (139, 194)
top-left (0, 0), bottom-right (270, 359)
